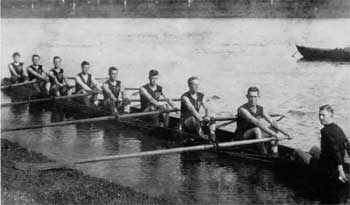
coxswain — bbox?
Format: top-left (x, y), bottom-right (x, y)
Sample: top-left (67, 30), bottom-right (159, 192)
top-left (139, 69), bottom-right (176, 127)
top-left (8, 52), bottom-right (28, 83)
top-left (102, 66), bottom-right (130, 115)
top-left (233, 86), bottom-right (290, 155)
top-left (74, 61), bottom-right (101, 106)
top-left (294, 105), bottom-right (350, 203)
top-left (180, 76), bottom-right (216, 141)
top-left (47, 56), bottom-right (70, 96)
top-left (26, 54), bottom-right (50, 94)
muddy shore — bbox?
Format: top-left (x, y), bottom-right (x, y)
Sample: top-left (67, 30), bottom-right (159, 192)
top-left (1, 139), bottom-right (171, 204)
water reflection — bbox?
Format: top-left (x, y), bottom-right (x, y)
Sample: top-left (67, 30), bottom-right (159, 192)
top-left (2, 0), bottom-right (349, 18)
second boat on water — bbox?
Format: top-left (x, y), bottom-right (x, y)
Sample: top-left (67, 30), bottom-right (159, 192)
top-left (296, 45), bottom-right (350, 61)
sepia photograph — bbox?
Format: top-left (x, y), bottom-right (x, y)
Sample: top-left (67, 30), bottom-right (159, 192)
top-left (1, 0), bottom-right (350, 204)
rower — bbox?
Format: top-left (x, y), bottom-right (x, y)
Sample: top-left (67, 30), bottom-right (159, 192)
top-left (233, 86), bottom-right (290, 155)
top-left (139, 69), bottom-right (176, 127)
top-left (293, 105), bottom-right (350, 203)
top-left (47, 56), bottom-right (70, 96)
top-left (74, 61), bottom-right (101, 106)
top-left (102, 66), bottom-right (130, 115)
top-left (180, 76), bottom-right (216, 141)
top-left (8, 52), bottom-right (28, 83)
top-left (26, 54), bottom-right (50, 94)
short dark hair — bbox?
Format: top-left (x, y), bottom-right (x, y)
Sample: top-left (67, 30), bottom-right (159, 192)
top-left (53, 56), bottom-right (61, 61)
top-left (319, 104), bottom-right (334, 114)
top-left (149, 69), bottom-right (159, 78)
top-left (81, 61), bottom-right (90, 67)
top-left (32, 54), bottom-right (40, 60)
top-left (109, 66), bottom-right (118, 75)
top-left (247, 86), bottom-right (260, 95)
top-left (188, 76), bottom-right (199, 85)
top-left (13, 52), bottom-right (20, 58)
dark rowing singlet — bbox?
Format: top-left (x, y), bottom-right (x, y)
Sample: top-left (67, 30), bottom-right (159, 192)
top-left (140, 84), bottom-right (163, 111)
top-left (180, 91), bottom-right (204, 119)
top-left (49, 68), bottom-right (64, 84)
top-left (10, 62), bottom-right (24, 76)
top-left (28, 65), bottom-right (44, 80)
top-left (103, 80), bottom-right (121, 100)
top-left (234, 103), bottom-right (264, 138)
top-left (75, 73), bottom-right (92, 92)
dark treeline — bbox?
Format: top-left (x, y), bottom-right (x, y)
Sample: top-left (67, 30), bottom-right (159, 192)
top-left (2, 0), bottom-right (350, 18)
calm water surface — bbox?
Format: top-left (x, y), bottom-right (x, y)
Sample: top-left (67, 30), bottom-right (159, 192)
top-left (1, 18), bottom-right (350, 204)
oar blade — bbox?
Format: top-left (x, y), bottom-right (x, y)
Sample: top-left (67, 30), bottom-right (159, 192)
top-left (14, 161), bottom-right (74, 172)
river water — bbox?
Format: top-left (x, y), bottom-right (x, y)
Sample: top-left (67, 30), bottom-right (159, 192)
top-left (1, 18), bottom-right (350, 204)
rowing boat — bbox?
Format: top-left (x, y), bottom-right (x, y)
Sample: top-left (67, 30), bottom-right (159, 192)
top-left (296, 45), bottom-right (350, 61)
top-left (1, 78), bottom-right (39, 100)
top-left (2, 80), bottom-right (350, 193)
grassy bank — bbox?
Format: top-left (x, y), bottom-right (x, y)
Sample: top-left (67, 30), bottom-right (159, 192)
top-left (1, 139), bottom-right (171, 204)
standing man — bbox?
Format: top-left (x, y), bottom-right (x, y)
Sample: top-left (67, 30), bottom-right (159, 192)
top-left (233, 86), bottom-right (290, 155)
top-left (75, 61), bottom-right (101, 106)
top-left (26, 54), bottom-right (50, 94)
top-left (102, 66), bottom-right (130, 114)
top-left (8, 52), bottom-right (28, 83)
top-left (47, 56), bottom-right (70, 96)
top-left (294, 105), bottom-right (350, 203)
top-left (139, 69), bottom-right (176, 127)
top-left (180, 76), bottom-right (216, 141)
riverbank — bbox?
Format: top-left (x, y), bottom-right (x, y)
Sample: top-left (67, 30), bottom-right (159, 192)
top-left (1, 139), bottom-right (171, 204)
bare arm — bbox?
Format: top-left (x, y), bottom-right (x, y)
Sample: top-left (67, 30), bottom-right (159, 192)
top-left (182, 96), bottom-right (201, 121)
top-left (102, 83), bottom-right (117, 102)
top-left (27, 66), bottom-right (43, 80)
top-left (262, 109), bottom-right (290, 137)
top-left (139, 87), bottom-right (161, 107)
top-left (91, 76), bottom-right (101, 91)
top-left (161, 88), bottom-right (176, 109)
top-left (8, 64), bottom-right (20, 77)
top-left (75, 75), bottom-right (92, 91)
top-left (48, 71), bottom-right (60, 85)
top-left (238, 107), bottom-right (277, 136)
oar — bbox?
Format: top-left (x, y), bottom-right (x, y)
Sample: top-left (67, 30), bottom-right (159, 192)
top-left (128, 98), bottom-right (180, 103)
top-left (15, 136), bottom-right (290, 171)
top-left (213, 113), bottom-right (286, 122)
top-left (1, 93), bottom-right (94, 107)
top-left (1, 109), bottom-right (179, 132)
top-left (67, 77), bottom-right (108, 81)
top-left (1, 80), bottom-right (37, 89)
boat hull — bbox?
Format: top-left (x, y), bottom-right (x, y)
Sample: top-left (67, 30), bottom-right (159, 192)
top-left (296, 45), bottom-right (350, 61)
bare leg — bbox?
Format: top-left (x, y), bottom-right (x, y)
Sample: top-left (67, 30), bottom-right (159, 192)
top-left (243, 128), bottom-right (267, 154)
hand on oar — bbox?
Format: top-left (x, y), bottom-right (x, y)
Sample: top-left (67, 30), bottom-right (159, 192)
top-left (14, 136), bottom-right (290, 172)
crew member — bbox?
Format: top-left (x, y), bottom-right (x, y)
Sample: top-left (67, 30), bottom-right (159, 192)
top-left (139, 69), bottom-right (176, 127)
top-left (74, 61), bottom-right (101, 106)
top-left (102, 66), bottom-right (130, 114)
top-left (181, 76), bottom-right (216, 141)
top-left (26, 54), bottom-right (50, 94)
top-left (233, 86), bottom-right (290, 155)
top-left (8, 52), bottom-right (28, 83)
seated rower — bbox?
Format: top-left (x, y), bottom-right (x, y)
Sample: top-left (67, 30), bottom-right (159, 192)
top-left (293, 105), bottom-right (350, 203)
top-left (8, 52), bottom-right (28, 83)
top-left (47, 56), bottom-right (70, 96)
top-left (102, 67), bottom-right (130, 115)
top-left (233, 86), bottom-right (290, 155)
top-left (26, 54), bottom-right (50, 94)
top-left (74, 61), bottom-right (101, 106)
top-left (181, 76), bottom-right (216, 141)
top-left (139, 69), bottom-right (176, 127)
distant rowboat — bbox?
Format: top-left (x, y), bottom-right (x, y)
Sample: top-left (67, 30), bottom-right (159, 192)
top-left (296, 45), bottom-right (350, 61)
